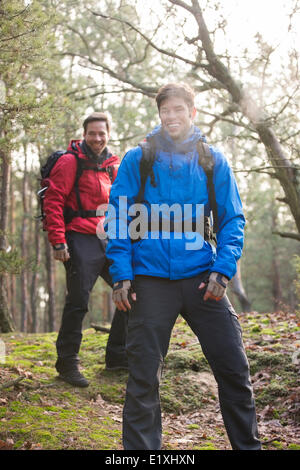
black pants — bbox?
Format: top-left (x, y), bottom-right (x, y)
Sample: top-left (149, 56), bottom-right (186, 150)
top-left (123, 274), bottom-right (261, 450)
top-left (56, 231), bottom-right (127, 365)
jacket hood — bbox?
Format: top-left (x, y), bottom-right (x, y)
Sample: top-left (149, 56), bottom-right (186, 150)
top-left (67, 139), bottom-right (82, 153)
top-left (146, 125), bottom-right (206, 153)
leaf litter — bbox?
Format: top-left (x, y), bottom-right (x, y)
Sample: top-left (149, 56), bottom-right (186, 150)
top-left (0, 310), bottom-right (299, 450)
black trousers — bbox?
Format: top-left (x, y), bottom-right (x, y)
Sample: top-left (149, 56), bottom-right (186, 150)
top-left (56, 231), bottom-right (127, 365)
top-left (123, 274), bottom-right (261, 450)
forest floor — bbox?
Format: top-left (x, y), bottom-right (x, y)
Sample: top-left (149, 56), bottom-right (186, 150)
top-left (0, 310), bottom-right (299, 451)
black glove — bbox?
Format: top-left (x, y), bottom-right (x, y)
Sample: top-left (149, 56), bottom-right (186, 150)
top-left (199, 272), bottom-right (229, 301)
top-left (112, 280), bottom-right (136, 311)
top-left (52, 243), bottom-right (70, 262)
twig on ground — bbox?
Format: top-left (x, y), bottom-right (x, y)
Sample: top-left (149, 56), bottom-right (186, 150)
top-left (90, 323), bottom-right (111, 333)
top-left (0, 376), bottom-right (25, 390)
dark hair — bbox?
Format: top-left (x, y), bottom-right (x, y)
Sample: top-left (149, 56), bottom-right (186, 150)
top-left (83, 112), bottom-right (111, 133)
top-left (156, 83), bottom-right (195, 111)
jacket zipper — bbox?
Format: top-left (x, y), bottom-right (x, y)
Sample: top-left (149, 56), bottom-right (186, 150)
top-left (96, 170), bottom-right (102, 200)
top-left (169, 153), bottom-right (173, 200)
top-left (169, 153), bottom-right (173, 277)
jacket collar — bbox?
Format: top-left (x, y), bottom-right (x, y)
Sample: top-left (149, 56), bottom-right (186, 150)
top-left (146, 124), bottom-right (205, 154)
top-left (80, 139), bottom-right (110, 163)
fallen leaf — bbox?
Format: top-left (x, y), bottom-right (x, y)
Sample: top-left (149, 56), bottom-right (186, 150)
top-left (94, 394), bottom-right (105, 405)
top-left (112, 416), bottom-right (122, 423)
top-left (0, 439), bottom-right (13, 450)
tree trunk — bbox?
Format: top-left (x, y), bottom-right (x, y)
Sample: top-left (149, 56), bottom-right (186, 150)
top-left (20, 145), bottom-right (29, 332)
top-left (271, 257), bottom-right (282, 312)
top-left (271, 202), bottom-right (283, 312)
top-left (44, 233), bottom-right (56, 332)
top-left (31, 218), bottom-right (41, 332)
top-left (0, 142), bottom-right (15, 332)
top-left (230, 260), bottom-right (252, 313)
top-left (255, 125), bottom-right (300, 236)
top-left (0, 279), bottom-right (14, 332)
top-left (8, 165), bottom-right (17, 323)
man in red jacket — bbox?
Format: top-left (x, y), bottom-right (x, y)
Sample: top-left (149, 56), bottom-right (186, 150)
top-left (44, 112), bottom-right (127, 387)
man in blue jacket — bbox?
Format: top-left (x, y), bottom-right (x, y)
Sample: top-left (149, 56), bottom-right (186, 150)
top-left (105, 83), bottom-right (261, 450)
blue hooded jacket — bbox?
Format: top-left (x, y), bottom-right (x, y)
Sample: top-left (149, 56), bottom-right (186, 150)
top-left (105, 125), bottom-right (245, 283)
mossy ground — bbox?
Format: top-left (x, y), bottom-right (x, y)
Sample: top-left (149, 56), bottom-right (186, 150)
top-left (0, 311), bottom-right (299, 450)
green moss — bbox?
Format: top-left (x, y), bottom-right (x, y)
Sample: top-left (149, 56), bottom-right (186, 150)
top-left (271, 440), bottom-right (284, 449)
top-left (256, 382), bottom-right (289, 406)
top-left (61, 391), bottom-right (78, 402)
top-left (161, 348), bottom-right (212, 414)
top-left (160, 371), bottom-right (209, 414)
top-left (14, 439), bottom-right (27, 449)
top-left (193, 444), bottom-right (217, 450)
top-left (5, 359), bottom-right (33, 368)
top-left (98, 369), bottom-right (127, 404)
top-left (58, 408), bottom-right (76, 419)
top-left (165, 350), bottom-right (209, 372)
top-left (26, 393), bottom-right (41, 403)
top-left (101, 416), bottom-right (115, 425)
top-left (1, 317), bottom-right (299, 451)
top-left (288, 443), bottom-right (300, 450)
top-left (35, 430), bottom-right (59, 446)
top-left (247, 350), bottom-right (291, 374)
top-left (261, 328), bottom-right (276, 335)
top-left (250, 324), bottom-right (262, 333)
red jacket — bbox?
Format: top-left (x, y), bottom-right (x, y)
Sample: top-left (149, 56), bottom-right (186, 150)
top-left (43, 140), bottom-right (120, 245)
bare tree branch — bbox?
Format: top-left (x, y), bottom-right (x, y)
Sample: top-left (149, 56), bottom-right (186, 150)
top-left (0, 376), bottom-right (24, 390)
top-left (88, 10), bottom-right (200, 68)
top-left (168, 0), bottom-right (194, 14)
top-left (280, 129), bottom-right (300, 143)
top-left (68, 86), bottom-right (151, 101)
top-left (59, 51), bottom-right (157, 98)
top-left (110, 132), bottom-right (145, 143)
top-left (167, 0), bottom-right (300, 234)
top-left (270, 85), bottom-right (300, 122)
top-left (233, 165), bottom-right (300, 174)
top-left (200, 107), bottom-right (255, 137)
top-left (272, 231), bottom-right (300, 241)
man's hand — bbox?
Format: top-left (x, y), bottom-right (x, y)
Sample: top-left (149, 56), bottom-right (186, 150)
top-left (53, 243), bottom-right (70, 262)
top-left (113, 280), bottom-right (136, 312)
top-left (199, 272), bottom-right (229, 301)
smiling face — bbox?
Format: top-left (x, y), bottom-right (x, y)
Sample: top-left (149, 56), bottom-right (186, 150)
top-left (159, 95), bottom-right (196, 142)
top-left (83, 120), bottom-right (110, 156)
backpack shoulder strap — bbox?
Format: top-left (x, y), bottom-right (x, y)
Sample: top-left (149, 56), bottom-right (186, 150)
top-left (70, 150), bottom-right (86, 215)
top-left (197, 141), bottom-right (214, 173)
top-left (106, 165), bottom-right (114, 182)
top-left (134, 137), bottom-right (219, 235)
top-left (136, 139), bottom-right (156, 203)
top-left (196, 140), bottom-right (218, 234)
top-left (101, 152), bottom-right (116, 183)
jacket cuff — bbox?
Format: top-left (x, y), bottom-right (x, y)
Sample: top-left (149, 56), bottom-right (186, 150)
top-left (49, 236), bottom-right (66, 246)
top-left (111, 272), bottom-right (134, 284)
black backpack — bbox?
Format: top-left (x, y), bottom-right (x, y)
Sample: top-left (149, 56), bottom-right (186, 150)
top-left (136, 137), bottom-right (218, 242)
top-left (36, 146), bottom-right (114, 229)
